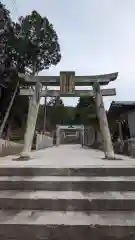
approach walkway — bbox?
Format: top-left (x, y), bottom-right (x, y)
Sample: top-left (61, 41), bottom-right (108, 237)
top-left (0, 144), bottom-right (135, 168)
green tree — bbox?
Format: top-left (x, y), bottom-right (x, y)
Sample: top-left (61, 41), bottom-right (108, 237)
top-left (46, 97), bottom-right (67, 129)
top-left (0, 2), bottom-right (16, 86)
top-left (0, 4), bottom-right (61, 138)
top-left (0, 2), bottom-right (20, 137)
top-left (11, 10), bottom-right (61, 73)
top-left (75, 96), bottom-right (97, 125)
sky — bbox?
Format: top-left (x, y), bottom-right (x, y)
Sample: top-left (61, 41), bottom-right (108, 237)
top-left (2, 0), bottom-right (135, 108)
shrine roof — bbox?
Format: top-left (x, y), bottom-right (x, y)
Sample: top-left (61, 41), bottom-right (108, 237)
top-left (19, 72), bottom-right (118, 86)
top-left (108, 101), bottom-right (135, 118)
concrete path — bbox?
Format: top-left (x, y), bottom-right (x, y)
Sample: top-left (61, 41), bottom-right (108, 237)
top-left (0, 144), bottom-right (134, 167)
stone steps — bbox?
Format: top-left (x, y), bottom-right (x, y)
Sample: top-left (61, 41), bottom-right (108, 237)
top-left (0, 166), bottom-right (135, 176)
top-left (0, 165), bottom-right (135, 239)
top-left (0, 176), bottom-right (135, 191)
top-left (0, 190), bottom-right (135, 211)
top-left (0, 210), bottom-right (135, 239)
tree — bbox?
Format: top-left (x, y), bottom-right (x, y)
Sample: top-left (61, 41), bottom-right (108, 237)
top-left (0, 5), bottom-right (61, 138)
top-left (0, 2), bottom-right (20, 137)
top-left (0, 2), bottom-right (16, 87)
top-left (11, 10), bottom-right (61, 73)
top-left (12, 10), bottom-right (61, 137)
top-left (75, 96), bottom-right (97, 125)
top-left (45, 97), bottom-right (67, 130)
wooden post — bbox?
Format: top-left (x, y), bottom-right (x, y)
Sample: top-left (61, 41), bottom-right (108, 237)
top-left (56, 125), bottom-right (60, 146)
top-left (117, 121), bottom-right (123, 142)
top-left (43, 86), bottom-right (47, 133)
top-left (81, 125), bottom-right (84, 146)
top-left (15, 82), bottom-right (42, 160)
top-left (117, 121), bottom-right (124, 153)
top-left (93, 82), bottom-right (115, 159)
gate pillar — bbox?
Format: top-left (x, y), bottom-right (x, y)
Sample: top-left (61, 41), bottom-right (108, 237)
top-left (93, 82), bottom-right (115, 159)
top-left (18, 82), bottom-right (42, 160)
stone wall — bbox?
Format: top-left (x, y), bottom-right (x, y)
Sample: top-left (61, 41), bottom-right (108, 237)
top-left (83, 126), bottom-right (103, 149)
top-left (0, 139), bottom-right (23, 157)
top-left (114, 138), bottom-right (135, 158)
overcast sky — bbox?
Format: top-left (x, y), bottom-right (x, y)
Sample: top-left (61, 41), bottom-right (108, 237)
top-left (3, 0), bottom-right (135, 108)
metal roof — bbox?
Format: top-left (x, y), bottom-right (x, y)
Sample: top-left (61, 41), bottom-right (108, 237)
top-left (108, 101), bottom-right (135, 118)
top-left (110, 101), bottom-right (135, 106)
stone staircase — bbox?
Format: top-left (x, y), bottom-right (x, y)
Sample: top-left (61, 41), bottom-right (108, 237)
top-left (0, 166), bottom-right (135, 239)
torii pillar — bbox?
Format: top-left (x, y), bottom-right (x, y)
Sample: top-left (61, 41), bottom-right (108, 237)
top-left (93, 82), bottom-right (115, 159)
top-left (14, 81), bottom-right (42, 160)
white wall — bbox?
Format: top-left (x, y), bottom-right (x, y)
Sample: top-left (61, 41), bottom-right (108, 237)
top-left (36, 134), bottom-right (53, 150)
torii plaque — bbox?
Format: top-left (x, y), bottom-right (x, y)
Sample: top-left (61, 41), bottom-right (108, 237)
top-left (60, 71), bottom-right (75, 94)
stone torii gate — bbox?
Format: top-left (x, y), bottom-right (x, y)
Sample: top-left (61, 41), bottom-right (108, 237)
top-left (56, 125), bottom-right (84, 146)
top-left (17, 71), bottom-right (118, 160)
